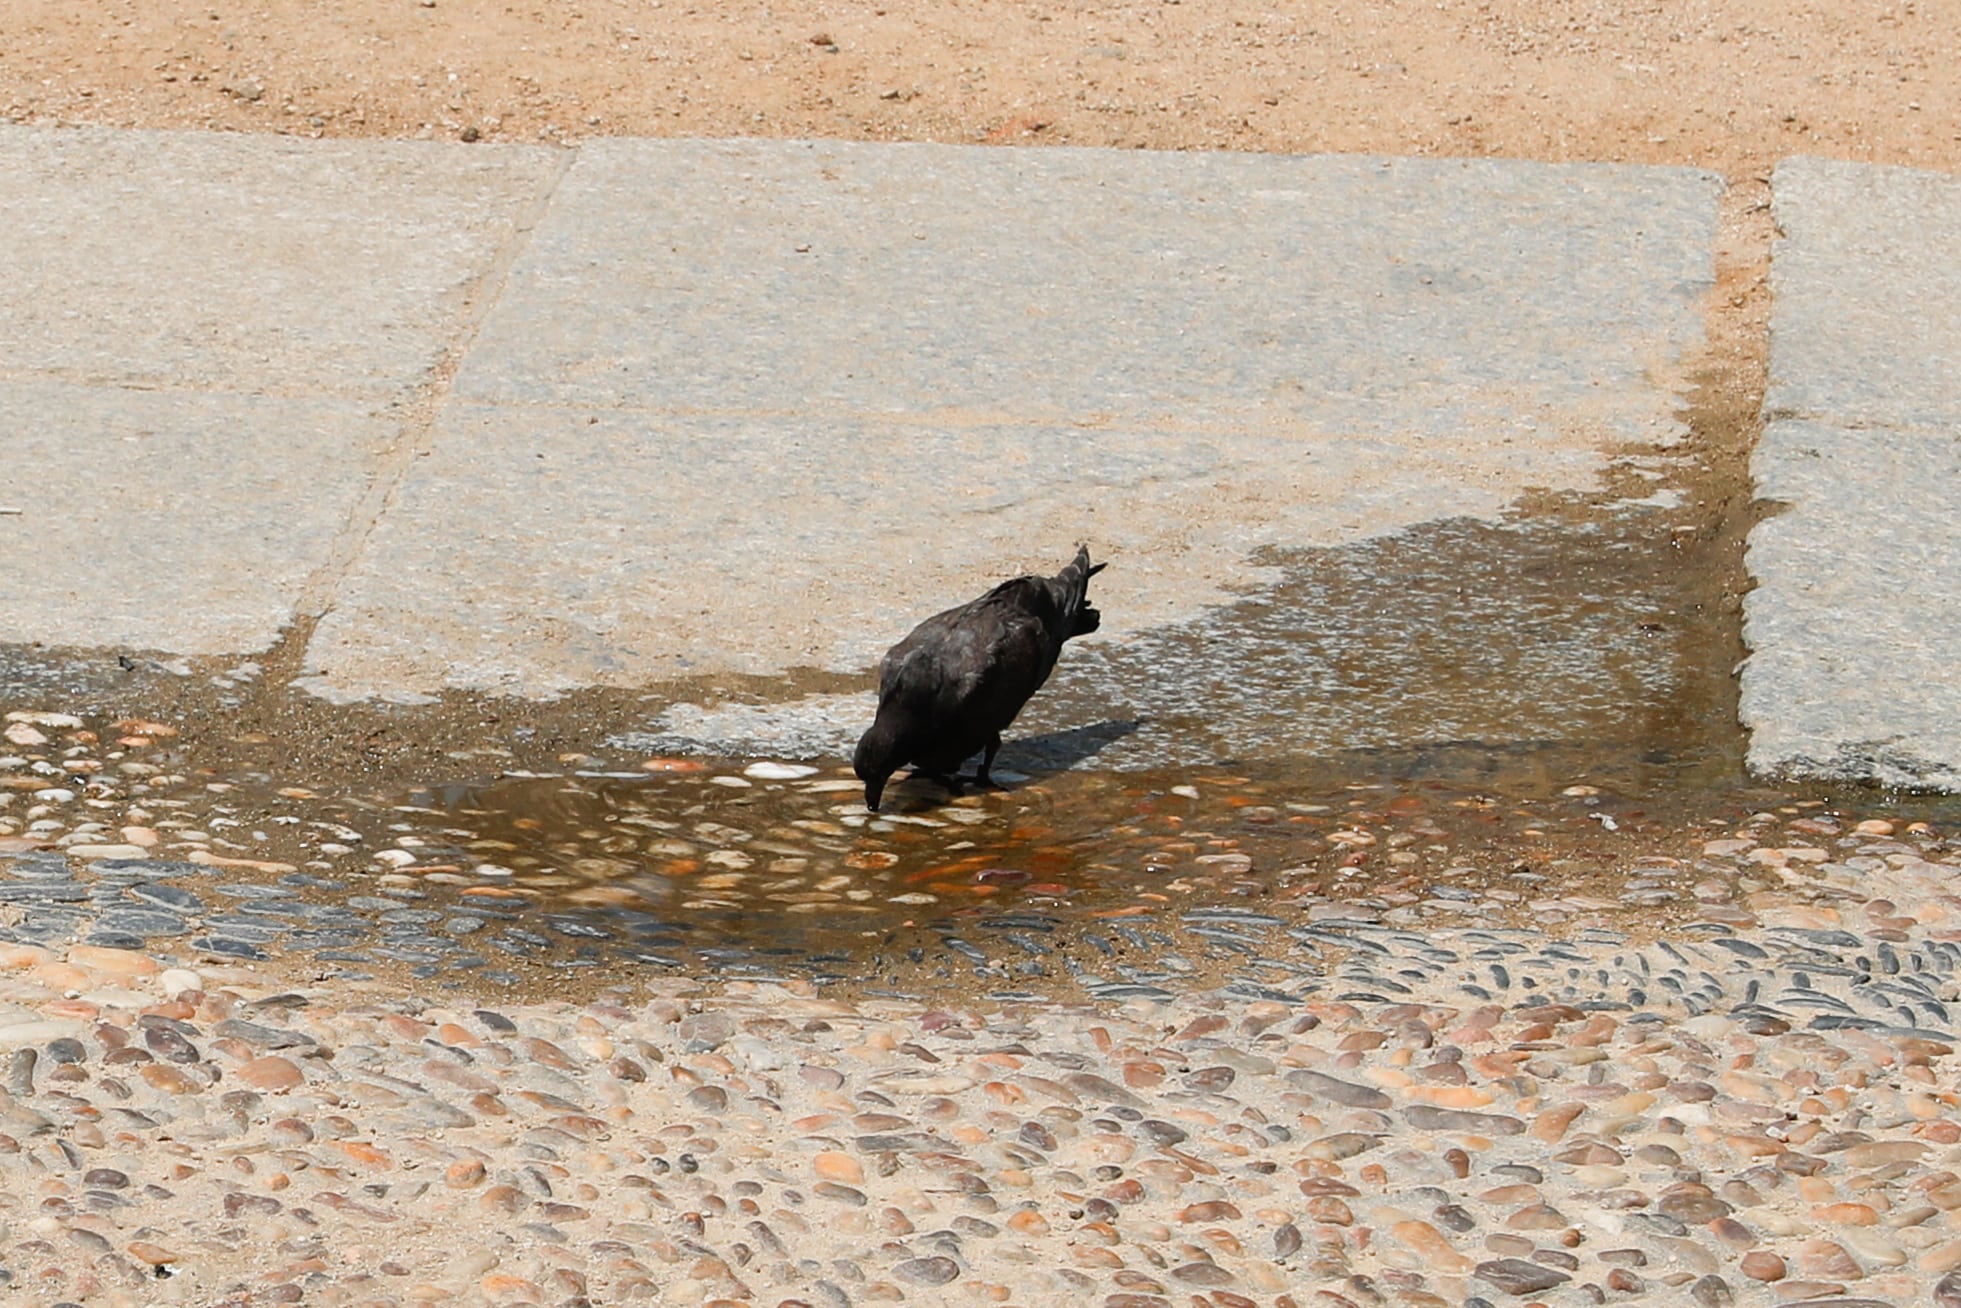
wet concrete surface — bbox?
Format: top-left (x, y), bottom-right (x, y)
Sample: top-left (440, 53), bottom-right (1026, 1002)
top-left (0, 398), bottom-right (1802, 1005)
top-left (0, 325), bottom-right (1857, 1008)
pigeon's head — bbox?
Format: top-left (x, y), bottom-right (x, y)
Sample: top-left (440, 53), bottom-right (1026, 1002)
top-left (853, 720), bottom-right (902, 811)
top-left (1063, 549), bottom-right (1107, 640)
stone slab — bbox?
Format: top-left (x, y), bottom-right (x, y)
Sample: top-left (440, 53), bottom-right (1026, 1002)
top-left (0, 380), bottom-right (395, 654)
top-left (1763, 156), bottom-right (1961, 429)
top-left (1742, 159), bottom-right (1961, 789)
top-left (307, 139), bottom-right (1722, 703)
top-left (0, 123), bottom-right (559, 395)
top-left (297, 407), bottom-right (1609, 700)
top-left (1742, 419), bottom-right (1961, 790)
top-left (0, 125), bottom-right (562, 657)
top-left (457, 139), bottom-right (1714, 436)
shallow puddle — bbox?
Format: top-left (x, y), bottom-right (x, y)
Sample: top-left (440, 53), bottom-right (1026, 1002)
top-left (1, 421), bottom-right (1949, 1001)
top-left (4, 692), bottom-right (1957, 1007)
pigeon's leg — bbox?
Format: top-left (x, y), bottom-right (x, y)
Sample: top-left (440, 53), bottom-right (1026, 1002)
top-left (970, 735), bottom-right (1007, 789)
top-left (909, 767), bottom-right (962, 794)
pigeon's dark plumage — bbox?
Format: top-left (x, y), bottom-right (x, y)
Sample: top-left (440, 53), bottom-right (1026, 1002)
top-left (853, 547), bottom-right (1107, 810)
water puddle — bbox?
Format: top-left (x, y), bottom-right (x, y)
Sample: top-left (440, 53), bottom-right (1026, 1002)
top-left (3, 694), bottom-right (1956, 1008)
top-left (3, 376), bottom-right (1942, 1004)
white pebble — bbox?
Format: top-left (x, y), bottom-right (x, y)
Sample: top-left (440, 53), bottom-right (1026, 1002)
top-left (63, 844), bottom-right (149, 860)
top-left (709, 775), bottom-right (754, 788)
top-left (1172, 785), bottom-right (1200, 799)
top-left (160, 968), bottom-right (203, 998)
top-left (5, 711), bottom-right (83, 729)
top-left (744, 761), bottom-right (820, 780)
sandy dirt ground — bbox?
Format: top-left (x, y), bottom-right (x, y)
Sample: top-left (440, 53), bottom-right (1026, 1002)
top-left (1, 0), bottom-right (1955, 178)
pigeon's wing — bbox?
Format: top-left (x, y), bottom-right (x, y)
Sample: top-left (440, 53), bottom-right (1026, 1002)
top-left (931, 585), bottom-right (1059, 731)
top-left (871, 587), bottom-right (1054, 769)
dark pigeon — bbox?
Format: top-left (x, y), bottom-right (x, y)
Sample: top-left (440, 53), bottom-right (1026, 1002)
top-left (853, 547), bottom-right (1107, 810)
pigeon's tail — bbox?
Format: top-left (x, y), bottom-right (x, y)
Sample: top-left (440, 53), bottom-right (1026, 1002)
top-left (1051, 545), bottom-right (1107, 639)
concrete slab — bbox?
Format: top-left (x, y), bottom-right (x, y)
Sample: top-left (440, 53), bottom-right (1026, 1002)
top-left (0, 379), bottom-right (395, 654)
top-left (307, 139), bottom-right (1722, 704)
top-left (0, 125), bottom-right (561, 394)
top-left (0, 125), bottom-right (562, 655)
top-left (1763, 156), bottom-right (1961, 429)
top-left (296, 406), bottom-right (1608, 700)
top-left (1743, 420), bottom-right (1961, 789)
top-left (456, 140), bottom-right (1712, 434)
top-left (1742, 159), bottom-right (1961, 789)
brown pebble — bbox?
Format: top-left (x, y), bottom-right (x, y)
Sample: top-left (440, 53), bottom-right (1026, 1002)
top-left (236, 1055), bottom-right (304, 1092)
top-left (1506, 1203), bottom-right (1567, 1229)
top-left (446, 1159), bottom-right (487, 1188)
top-left (800, 1064), bottom-right (845, 1090)
top-left (686, 1084), bottom-right (729, 1113)
top-left (480, 1273), bottom-right (542, 1299)
top-left (1556, 1142), bottom-right (1622, 1165)
top-left (331, 1140), bottom-right (392, 1169)
top-left (1659, 1183), bottom-right (1731, 1223)
top-left (1388, 1220), bottom-right (1471, 1273)
top-left (1180, 1201), bottom-right (1243, 1223)
top-left (1302, 1196), bottom-right (1352, 1225)
top-left (1531, 1102), bottom-right (1585, 1142)
top-left (1813, 1202), bottom-right (1879, 1225)
top-left (1797, 1237), bottom-right (1863, 1279)
top-left (1170, 1261), bottom-right (1235, 1286)
top-left (126, 1240), bottom-right (177, 1266)
top-left (1186, 1066), bottom-right (1236, 1092)
top-left (479, 1184), bottom-right (527, 1214)
top-left (813, 1149), bottom-right (865, 1183)
top-left (1709, 1217), bottom-right (1757, 1249)
top-left (139, 1063), bottom-right (199, 1095)
top-left (223, 1192), bottom-right (282, 1218)
top-left (268, 1117), bottom-right (313, 1146)
top-left (1739, 1251), bottom-right (1786, 1281)
top-left (1007, 1209), bottom-right (1049, 1236)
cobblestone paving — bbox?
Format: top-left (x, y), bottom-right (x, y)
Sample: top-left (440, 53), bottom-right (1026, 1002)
top-left (6, 709), bottom-right (1961, 1306)
top-left (2, 819), bottom-right (1959, 1305)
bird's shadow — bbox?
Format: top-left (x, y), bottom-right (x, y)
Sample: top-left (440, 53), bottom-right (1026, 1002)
top-left (994, 718), bottom-right (1144, 775)
top-left (884, 718), bottom-right (1143, 809)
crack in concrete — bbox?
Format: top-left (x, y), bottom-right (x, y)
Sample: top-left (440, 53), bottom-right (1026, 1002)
top-left (287, 145), bottom-right (579, 630)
